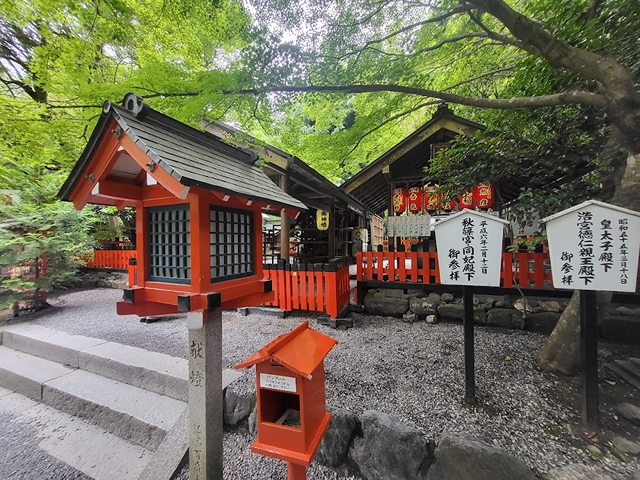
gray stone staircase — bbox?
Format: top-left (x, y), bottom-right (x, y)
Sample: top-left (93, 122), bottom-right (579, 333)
top-left (605, 357), bottom-right (640, 391)
top-left (0, 323), bottom-right (240, 480)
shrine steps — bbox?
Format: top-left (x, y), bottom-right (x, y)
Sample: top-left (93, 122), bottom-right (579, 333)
top-left (0, 323), bottom-right (240, 479)
top-left (606, 358), bottom-right (640, 391)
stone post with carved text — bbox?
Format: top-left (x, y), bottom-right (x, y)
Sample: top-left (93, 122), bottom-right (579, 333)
top-left (187, 309), bottom-right (223, 480)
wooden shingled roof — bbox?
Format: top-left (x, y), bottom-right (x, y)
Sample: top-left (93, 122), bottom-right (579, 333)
top-left (59, 94), bottom-right (307, 211)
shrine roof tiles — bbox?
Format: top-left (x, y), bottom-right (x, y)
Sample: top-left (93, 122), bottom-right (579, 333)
top-left (59, 95), bottom-right (307, 211)
top-left (235, 321), bottom-right (337, 379)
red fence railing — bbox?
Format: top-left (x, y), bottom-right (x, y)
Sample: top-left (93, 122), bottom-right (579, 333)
top-left (85, 250), bottom-right (136, 270)
top-left (264, 258), bottom-right (350, 318)
top-left (356, 251), bottom-right (553, 289)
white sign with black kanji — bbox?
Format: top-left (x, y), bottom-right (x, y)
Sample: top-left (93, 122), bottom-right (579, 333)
top-left (434, 210), bottom-right (508, 287)
top-left (543, 200), bottom-right (640, 293)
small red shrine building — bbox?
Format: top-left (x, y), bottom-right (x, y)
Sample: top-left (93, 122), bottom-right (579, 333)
top-left (59, 93), bottom-right (306, 315)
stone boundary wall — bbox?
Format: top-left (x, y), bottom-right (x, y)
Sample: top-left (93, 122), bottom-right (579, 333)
top-left (363, 288), bottom-right (640, 344)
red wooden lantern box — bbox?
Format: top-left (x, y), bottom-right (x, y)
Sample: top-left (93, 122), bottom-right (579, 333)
top-left (59, 94), bottom-right (307, 316)
top-left (235, 321), bottom-right (337, 479)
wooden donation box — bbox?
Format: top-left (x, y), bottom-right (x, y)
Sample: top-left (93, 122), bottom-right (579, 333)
top-left (58, 93), bottom-right (306, 314)
top-left (235, 321), bottom-right (337, 480)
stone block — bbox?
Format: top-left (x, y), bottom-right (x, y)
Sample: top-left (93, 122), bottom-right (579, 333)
top-left (537, 300), bottom-right (561, 313)
top-left (437, 304), bottom-right (464, 321)
top-left (487, 308), bottom-right (521, 329)
top-left (426, 315), bottom-right (438, 324)
top-left (403, 312), bottom-right (418, 324)
top-left (527, 312), bottom-right (561, 334)
top-left (223, 388), bottom-right (255, 426)
top-left (427, 432), bottom-right (536, 480)
top-left (441, 293), bottom-right (454, 303)
top-left (409, 297), bottom-right (437, 316)
top-left (349, 410), bottom-right (433, 480)
top-left (364, 291), bottom-right (409, 317)
top-left (316, 407), bottom-right (359, 468)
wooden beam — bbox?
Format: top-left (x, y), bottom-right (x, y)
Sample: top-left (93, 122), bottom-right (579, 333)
top-left (70, 121), bottom-right (122, 210)
top-left (97, 180), bottom-right (144, 201)
top-left (118, 134), bottom-right (190, 200)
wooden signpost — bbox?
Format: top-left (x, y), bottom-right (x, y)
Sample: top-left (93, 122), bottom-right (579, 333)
top-left (434, 210), bottom-right (509, 405)
top-left (543, 200), bottom-right (640, 429)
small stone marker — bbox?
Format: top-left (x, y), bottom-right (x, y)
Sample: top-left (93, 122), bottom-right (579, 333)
top-left (543, 200), bottom-right (640, 430)
top-left (434, 210), bottom-right (509, 406)
top-left (187, 309), bottom-right (223, 480)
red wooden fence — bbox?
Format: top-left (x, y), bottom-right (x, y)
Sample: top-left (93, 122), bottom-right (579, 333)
top-left (263, 258), bottom-right (351, 318)
top-left (85, 250), bottom-right (135, 270)
top-left (356, 251), bottom-right (553, 289)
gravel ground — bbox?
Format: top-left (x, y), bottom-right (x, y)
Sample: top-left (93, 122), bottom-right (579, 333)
top-left (0, 410), bottom-right (90, 480)
top-left (8, 288), bottom-right (640, 479)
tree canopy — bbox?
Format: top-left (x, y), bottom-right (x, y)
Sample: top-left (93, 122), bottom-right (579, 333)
top-left (1, 0), bottom-right (639, 211)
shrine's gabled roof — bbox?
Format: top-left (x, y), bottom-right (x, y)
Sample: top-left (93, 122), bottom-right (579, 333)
top-left (59, 94), bottom-right (307, 211)
top-left (235, 321), bottom-right (337, 380)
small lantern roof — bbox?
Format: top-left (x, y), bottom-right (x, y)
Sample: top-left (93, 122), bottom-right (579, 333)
top-left (235, 321), bottom-right (337, 380)
top-left (59, 93), bottom-right (307, 211)
top-left (542, 199), bottom-right (640, 223)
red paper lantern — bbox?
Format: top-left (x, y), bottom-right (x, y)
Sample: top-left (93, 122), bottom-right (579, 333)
top-left (459, 189), bottom-right (474, 210)
top-left (392, 187), bottom-right (407, 214)
top-left (440, 196), bottom-right (457, 211)
top-left (423, 185), bottom-right (439, 212)
top-left (474, 182), bottom-right (494, 209)
top-left (407, 187), bottom-right (422, 214)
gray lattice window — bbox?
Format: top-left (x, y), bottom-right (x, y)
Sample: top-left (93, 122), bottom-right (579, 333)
top-left (147, 204), bottom-right (191, 284)
top-left (210, 206), bottom-right (254, 282)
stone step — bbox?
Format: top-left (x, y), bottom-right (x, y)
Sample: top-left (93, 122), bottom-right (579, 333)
top-left (1, 323), bottom-right (242, 402)
top-left (78, 341), bottom-right (189, 402)
top-left (0, 390), bottom-right (152, 480)
top-left (614, 359), bottom-right (640, 380)
top-left (42, 369), bottom-right (186, 451)
top-left (1, 324), bottom-right (106, 368)
top-left (606, 362), bottom-right (640, 391)
top-left (0, 346), bottom-right (74, 401)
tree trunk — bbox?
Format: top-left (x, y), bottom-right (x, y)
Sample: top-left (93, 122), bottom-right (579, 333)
top-left (538, 291), bottom-right (582, 375)
top-left (538, 108), bottom-right (640, 376)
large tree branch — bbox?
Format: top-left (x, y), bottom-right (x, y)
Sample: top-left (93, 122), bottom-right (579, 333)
top-left (230, 84), bottom-right (606, 109)
top-left (362, 32), bottom-right (493, 57)
top-left (466, 0), bottom-right (634, 90)
top-left (338, 5), bottom-right (471, 59)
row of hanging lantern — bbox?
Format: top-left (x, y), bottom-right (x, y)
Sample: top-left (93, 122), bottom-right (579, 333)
top-left (393, 183), bottom-right (494, 215)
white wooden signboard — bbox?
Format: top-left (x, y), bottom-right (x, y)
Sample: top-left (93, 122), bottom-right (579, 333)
top-left (434, 210), bottom-right (508, 287)
top-left (543, 200), bottom-right (640, 293)
top-left (387, 214), bottom-right (431, 238)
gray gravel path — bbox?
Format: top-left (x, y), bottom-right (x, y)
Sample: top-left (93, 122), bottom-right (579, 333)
top-left (0, 410), bottom-right (90, 480)
top-left (6, 288), bottom-right (640, 479)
